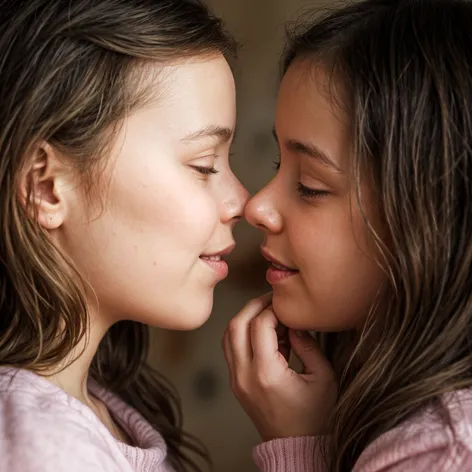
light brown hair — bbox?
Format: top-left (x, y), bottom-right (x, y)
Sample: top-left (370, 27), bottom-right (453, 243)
top-left (0, 1), bottom-right (236, 470)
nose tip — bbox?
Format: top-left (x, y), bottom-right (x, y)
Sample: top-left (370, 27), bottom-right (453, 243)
top-left (243, 194), bottom-right (256, 224)
top-left (244, 186), bottom-right (282, 234)
top-left (221, 177), bottom-right (251, 225)
top-left (244, 194), bottom-right (265, 227)
top-left (233, 179), bottom-right (250, 218)
top-left (242, 187), bottom-right (251, 206)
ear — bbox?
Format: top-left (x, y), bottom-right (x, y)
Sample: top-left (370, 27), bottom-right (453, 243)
top-left (19, 142), bottom-right (69, 230)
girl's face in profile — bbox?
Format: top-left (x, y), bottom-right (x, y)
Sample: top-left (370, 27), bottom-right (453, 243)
top-left (246, 61), bottom-right (385, 331)
top-left (59, 54), bottom-right (248, 330)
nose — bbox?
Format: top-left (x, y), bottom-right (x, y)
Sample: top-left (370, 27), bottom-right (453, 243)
top-left (220, 172), bottom-right (250, 225)
top-left (244, 180), bottom-right (283, 234)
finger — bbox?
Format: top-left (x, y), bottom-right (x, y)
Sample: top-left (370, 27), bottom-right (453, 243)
top-left (250, 308), bottom-right (283, 366)
top-left (276, 322), bottom-right (291, 362)
top-left (227, 293), bottom-right (273, 370)
top-left (222, 330), bottom-right (236, 389)
top-left (222, 329), bottom-right (234, 373)
top-left (288, 330), bottom-right (331, 375)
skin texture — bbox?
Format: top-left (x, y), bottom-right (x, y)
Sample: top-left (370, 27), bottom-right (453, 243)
top-left (34, 54), bottom-right (248, 332)
top-left (245, 61), bottom-right (384, 332)
top-left (24, 54), bottom-right (248, 435)
top-left (225, 62), bottom-right (385, 440)
top-left (223, 295), bottom-right (337, 440)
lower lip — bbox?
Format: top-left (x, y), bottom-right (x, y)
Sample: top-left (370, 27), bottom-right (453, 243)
top-left (200, 257), bottom-right (229, 280)
top-left (266, 266), bottom-right (299, 284)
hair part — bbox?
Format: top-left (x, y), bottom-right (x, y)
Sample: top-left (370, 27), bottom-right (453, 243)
top-left (284, 0), bottom-right (472, 470)
top-left (0, 1), bottom-right (236, 470)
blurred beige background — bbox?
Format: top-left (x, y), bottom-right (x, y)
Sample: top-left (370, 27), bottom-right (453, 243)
top-left (149, 1), bottom-right (324, 471)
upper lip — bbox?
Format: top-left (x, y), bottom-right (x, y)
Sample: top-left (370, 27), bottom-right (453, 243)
top-left (201, 243), bottom-right (236, 258)
top-left (260, 246), bottom-right (298, 271)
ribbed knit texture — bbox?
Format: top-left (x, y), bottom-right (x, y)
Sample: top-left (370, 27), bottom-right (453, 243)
top-left (0, 367), bottom-right (173, 471)
top-left (253, 390), bottom-right (472, 471)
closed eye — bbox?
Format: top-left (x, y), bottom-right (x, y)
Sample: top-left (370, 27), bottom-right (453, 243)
top-left (297, 182), bottom-right (329, 200)
top-left (190, 165), bottom-right (219, 175)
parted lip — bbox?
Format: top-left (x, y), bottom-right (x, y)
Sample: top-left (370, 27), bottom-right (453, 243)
top-left (200, 243), bottom-right (235, 258)
top-left (260, 246), bottom-right (298, 271)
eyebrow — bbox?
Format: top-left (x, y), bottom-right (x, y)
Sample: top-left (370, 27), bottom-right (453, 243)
top-left (272, 127), bottom-right (342, 174)
top-left (182, 125), bottom-right (234, 145)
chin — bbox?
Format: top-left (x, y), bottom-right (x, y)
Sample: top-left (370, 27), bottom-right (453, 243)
top-left (272, 293), bottom-right (322, 331)
top-left (142, 294), bottom-right (214, 331)
top-left (272, 295), bottom-right (305, 329)
top-left (171, 309), bottom-right (212, 331)
top-left (273, 294), bottom-right (360, 332)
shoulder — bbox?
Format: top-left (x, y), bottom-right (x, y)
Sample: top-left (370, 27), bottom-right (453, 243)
top-left (253, 391), bottom-right (472, 472)
top-left (0, 368), bottom-right (126, 472)
top-left (355, 390), bottom-right (472, 471)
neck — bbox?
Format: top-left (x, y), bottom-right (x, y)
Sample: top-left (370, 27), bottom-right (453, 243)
top-left (43, 314), bottom-right (111, 405)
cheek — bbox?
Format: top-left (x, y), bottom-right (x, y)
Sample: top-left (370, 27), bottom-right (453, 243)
top-left (129, 186), bottom-right (218, 258)
top-left (288, 208), bottom-right (343, 270)
top-left (72, 164), bottom-right (220, 278)
top-left (284, 207), bottom-right (384, 330)
top-left (176, 190), bottom-right (218, 244)
top-left (65, 169), bottom-right (221, 323)
top-left (112, 156), bottom-right (218, 243)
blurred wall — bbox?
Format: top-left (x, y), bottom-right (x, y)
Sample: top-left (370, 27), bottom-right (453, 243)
top-left (149, 1), bottom-right (324, 471)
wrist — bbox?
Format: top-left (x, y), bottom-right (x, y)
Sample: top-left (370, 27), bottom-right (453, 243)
top-left (253, 436), bottom-right (329, 472)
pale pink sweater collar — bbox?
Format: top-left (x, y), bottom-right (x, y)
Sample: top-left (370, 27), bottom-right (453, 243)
top-left (0, 367), bottom-right (171, 471)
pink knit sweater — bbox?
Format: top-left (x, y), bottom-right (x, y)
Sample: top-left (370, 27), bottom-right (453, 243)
top-left (1, 367), bottom-right (471, 471)
top-left (253, 390), bottom-right (472, 471)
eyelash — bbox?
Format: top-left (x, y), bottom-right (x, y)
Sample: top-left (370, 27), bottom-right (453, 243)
top-left (272, 160), bottom-right (328, 200)
top-left (191, 165), bottom-right (219, 175)
top-left (296, 182), bottom-right (329, 200)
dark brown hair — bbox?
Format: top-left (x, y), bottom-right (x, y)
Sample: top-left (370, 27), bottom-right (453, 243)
top-left (284, 0), bottom-right (472, 470)
top-left (0, 1), bottom-right (236, 470)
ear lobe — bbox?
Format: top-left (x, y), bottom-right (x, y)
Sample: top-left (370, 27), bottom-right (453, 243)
top-left (19, 142), bottom-right (67, 230)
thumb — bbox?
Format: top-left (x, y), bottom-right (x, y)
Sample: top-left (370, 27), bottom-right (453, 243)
top-left (288, 330), bottom-right (329, 375)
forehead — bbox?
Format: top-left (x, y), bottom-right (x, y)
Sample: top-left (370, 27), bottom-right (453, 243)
top-left (162, 55), bottom-right (235, 104)
top-left (142, 55), bottom-right (236, 132)
top-left (275, 60), bottom-right (350, 168)
top-left (277, 60), bottom-right (344, 126)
